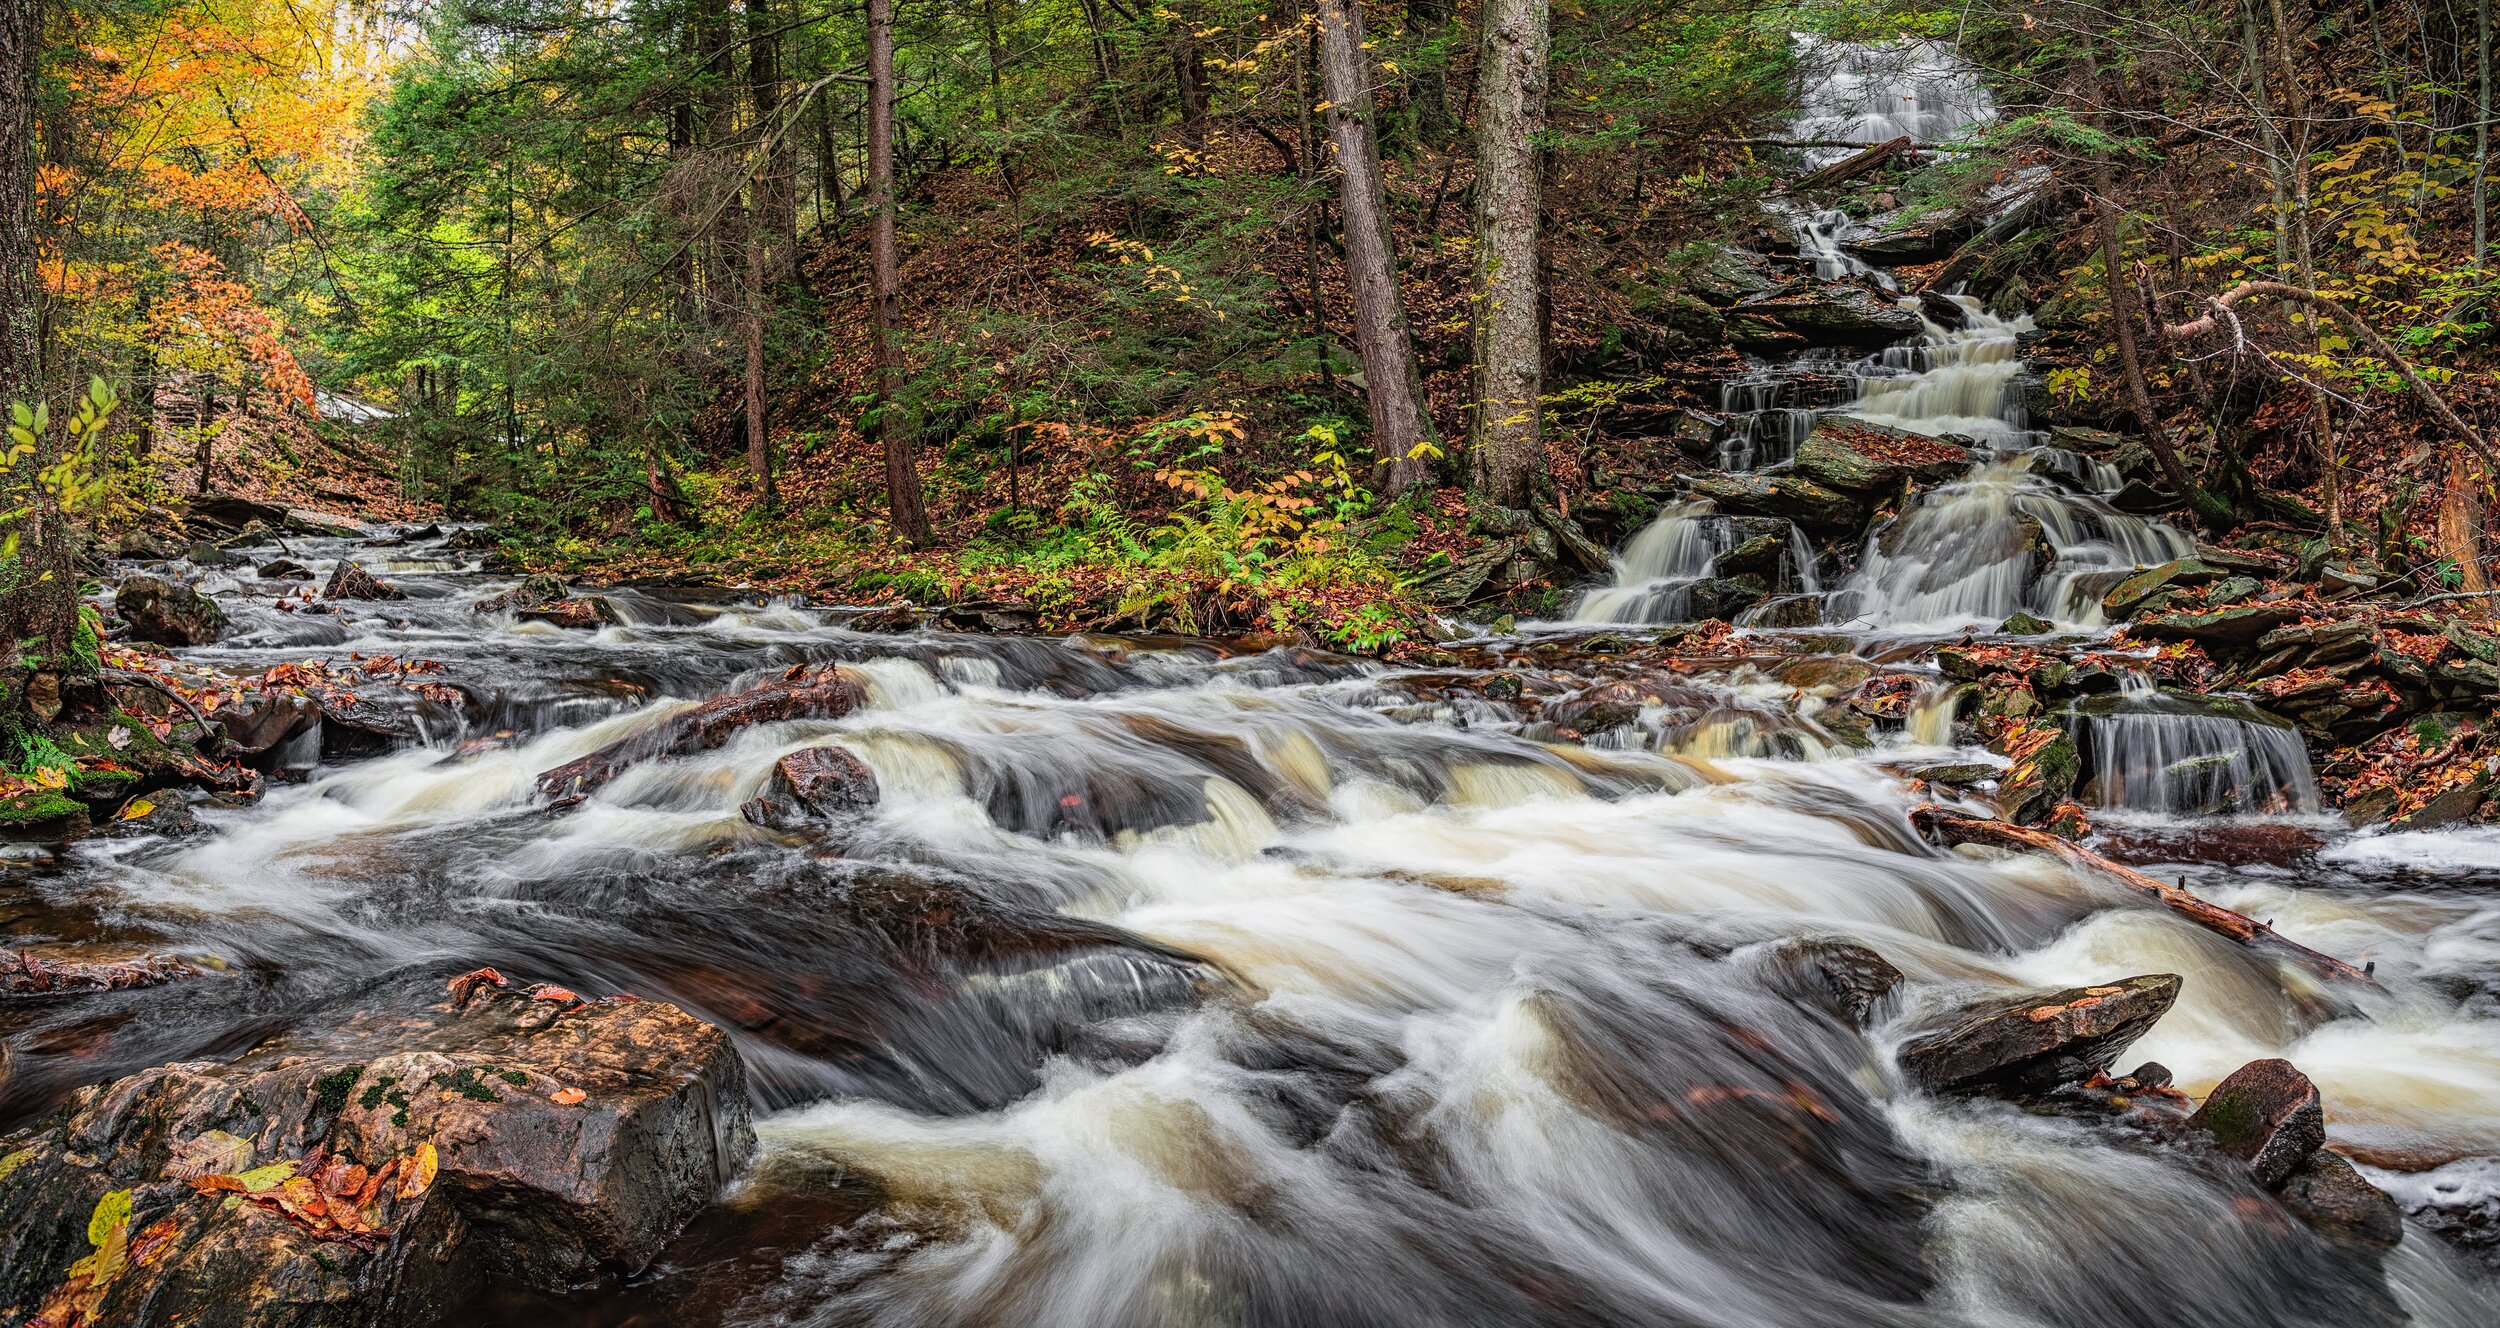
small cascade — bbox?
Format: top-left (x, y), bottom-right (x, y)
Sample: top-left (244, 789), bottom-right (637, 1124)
top-left (1822, 302), bottom-right (2194, 632)
top-left (2069, 680), bottom-right (2321, 816)
top-left (1570, 502), bottom-right (1732, 623)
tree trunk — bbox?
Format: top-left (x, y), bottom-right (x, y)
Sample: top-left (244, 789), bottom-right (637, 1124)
top-left (981, 0), bottom-right (1019, 205)
top-left (1466, 0), bottom-right (1548, 509)
top-left (2095, 197), bottom-right (2231, 526)
top-left (2440, 447), bottom-right (2493, 619)
top-left (1315, 0), bottom-right (1439, 494)
top-left (744, 0), bottom-right (783, 508)
top-left (868, 0), bottom-right (931, 547)
top-left (0, 0), bottom-right (72, 725)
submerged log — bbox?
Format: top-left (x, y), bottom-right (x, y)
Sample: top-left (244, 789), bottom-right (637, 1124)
top-left (1912, 809), bottom-right (2381, 989)
top-left (536, 665), bottom-right (871, 806)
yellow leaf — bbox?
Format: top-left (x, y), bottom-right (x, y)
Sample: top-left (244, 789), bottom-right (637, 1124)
top-left (117, 798), bottom-right (156, 821)
top-left (398, 1141), bottom-right (438, 1199)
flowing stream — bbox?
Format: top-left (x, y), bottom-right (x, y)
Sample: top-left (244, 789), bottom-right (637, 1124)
top-left (5, 36), bottom-right (2499, 1328)
top-left (2, 530), bottom-right (2497, 1326)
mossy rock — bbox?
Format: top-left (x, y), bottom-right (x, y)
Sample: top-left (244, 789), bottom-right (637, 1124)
top-left (0, 789), bottom-right (89, 841)
top-left (1997, 729), bottom-right (2080, 823)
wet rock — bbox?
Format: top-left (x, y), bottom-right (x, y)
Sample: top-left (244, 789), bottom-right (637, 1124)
top-left (1770, 656), bottom-right (1873, 691)
top-left (115, 575), bottom-right (229, 646)
top-left (741, 746), bottom-right (881, 829)
top-left (2130, 603), bottom-right (2304, 649)
top-left (254, 558), bottom-right (312, 580)
top-left (1715, 532), bottom-right (1788, 578)
top-left (2, 942), bottom-right (199, 997)
top-left (2278, 1151), bottom-right (2405, 1256)
top-left (1687, 472), bottom-right (1858, 529)
top-left (471, 573), bottom-right (567, 615)
top-left (1681, 245), bottom-right (1774, 306)
top-left (1687, 574), bottom-right (1771, 622)
top-left (2095, 821), bottom-right (2323, 869)
top-left (517, 597), bottom-right (622, 630)
top-left (1993, 725), bottom-right (2079, 823)
top-left (1758, 939), bottom-right (1904, 1029)
top-left (89, 794), bottom-right (205, 839)
top-left (1736, 283), bottom-right (1924, 346)
top-left (1788, 420), bottom-right (1969, 493)
top-left (0, 791), bottom-right (90, 842)
top-left (2363, 1155), bottom-right (2499, 1272)
top-left (322, 561), bottom-right (405, 601)
top-left (0, 975), bottom-right (752, 1327)
top-left (114, 528), bottom-right (178, 560)
top-left (2187, 1058), bottom-right (2325, 1188)
top-left (2391, 780), bottom-right (2488, 831)
top-left (935, 600), bottom-right (1041, 632)
top-left (1907, 761), bottom-right (1996, 787)
top-left (1743, 594), bottom-right (1826, 628)
top-left (1997, 611), bottom-right (2052, 636)
top-left (1897, 973), bottom-right (2180, 1097)
top-left (538, 666), bottom-right (871, 806)
top-left (211, 691), bottom-right (323, 757)
top-left (284, 508), bottom-right (366, 538)
top-left (2100, 557), bottom-right (2222, 618)
top-left (187, 493), bottom-right (287, 532)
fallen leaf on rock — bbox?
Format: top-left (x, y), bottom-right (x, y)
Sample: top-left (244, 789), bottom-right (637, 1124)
top-left (398, 1141), bottom-right (438, 1199)
top-left (163, 1130), bottom-right (253, 1180)
top-left (549, 1086), bottom-right (586, 1106)
top-left (532, 985), bottom-right (577, 1002)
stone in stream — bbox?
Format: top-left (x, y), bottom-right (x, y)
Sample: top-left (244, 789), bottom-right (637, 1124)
top-left (114, 575), bottom-right (228, 647)
top-left (1896, 974), bottom-right (2180, 1097)
top-left (1686, 471), bottom-right (1859, 529)
top-left (0, 974), bottom-right (753, 1327)
top-left (515, 597), bottom-right (622, 630)
top-left (536, 666), bottom-right (871, 806)
top-left (2129, 603), bottom-right (2304, 649)
top-left (254, 558), bottom-right (312, 580)
top-left (1733, 283), bottom-right (1925, 346)
top-left (2099, 557), bottom-right (2222, 618)
top-left (2278, 1151), bottom-right (2405, 1256)
top-left (470, 572), bottom-right (567, 615)
top-left (741, 746), bottom-right (881, 830)
top-left (1787, 420), bottom-right (1970, 494)
top-left (2186, 1057), bottom-right (2326, 1188)
top-left (1756, 939), bottom-right (1904, 1030)
top-left (210, 691), bottom-right (323, 759)
top-left (322, 560), bottom-right (405, 601)
top-left (1, 943), bottom-right (200, 997)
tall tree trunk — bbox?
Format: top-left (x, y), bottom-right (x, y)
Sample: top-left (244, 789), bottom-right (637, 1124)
top-left (744, 0), bottom-right (784, 507)
top-left (1466, 0), bottom-right (1547, 509)
top-left (193, 378), bottom-right (216, 496)
top-left (869, 0), bottom-right (931, 547)
top-left (2096, 198), bottom-right (2230, 527)
top-left (2441, 447), bottom-right (2494, 618)
top-left (0, 0), bottom-right (71, 725)
top-left (1315, 0), bottom-right (1439, 494)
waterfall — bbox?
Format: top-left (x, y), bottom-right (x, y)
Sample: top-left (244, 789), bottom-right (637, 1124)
top-left (1570, 502), bottom-right (1733, 623)
top-left (1790, 35), bottom-right (1998, 164)
top-left (2069, 689), bottom-right (2322, 816)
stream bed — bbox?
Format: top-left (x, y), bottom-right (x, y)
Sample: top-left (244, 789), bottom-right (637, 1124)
top-left (4, 531), bottom-right (2500, 1326)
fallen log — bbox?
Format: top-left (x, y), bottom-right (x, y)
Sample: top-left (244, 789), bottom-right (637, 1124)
top-left (1912, 808), bottom-right (2381, 989)
top-left (1788, 136), bottom-right (1912, 192)
top-left (536, 665), bottom-right (871, 806)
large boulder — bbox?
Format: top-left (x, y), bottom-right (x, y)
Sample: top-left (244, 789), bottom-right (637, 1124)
top-left (115, 576), bottom-right (228, 647)
top-left (2129, 603), bottom-right (2304, 649)
top-left (0, 974), bottom-right (753, 1328)
top-left (1897, 974), bottom-right (2180, 1097)
top-left (1687, 472), bottom-right (1859, 530)
top-left (1789, 420), bottom-right (1970, 493)
top-left (2100, 557), bottom-right (2224, 618)
top-left (1732, 284), bottom-right (1924, 346)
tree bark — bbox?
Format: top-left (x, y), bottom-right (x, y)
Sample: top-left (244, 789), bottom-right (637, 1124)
top-left (1466, 0), bottom-right (1548, 509)
top-left (2439, 447), bottom-right (2493, 618)
top-left (868, 0), bottom-right (932, 547)
top-left (1, 0), bottom-right (74, 724)
top-left (1315, 0), bottom-right (1439, 494)
top-left (744, 0), bottom-right (784, 508)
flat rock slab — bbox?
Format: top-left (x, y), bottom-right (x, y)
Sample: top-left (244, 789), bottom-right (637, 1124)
top-left (1898, 974), bottom-right (2180, 1097)
top-left (537, 667), bottom-right (870, 806)
top-left (0, 976), bottom-right (753, 1327)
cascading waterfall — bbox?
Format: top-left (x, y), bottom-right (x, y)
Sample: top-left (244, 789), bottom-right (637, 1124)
top-left (1789, 35), bottom-right (1998, 164)
top-left (2069, 675), bottom-right (2322, 816)
top-left (1569, 501), bottom-right (1734, 623)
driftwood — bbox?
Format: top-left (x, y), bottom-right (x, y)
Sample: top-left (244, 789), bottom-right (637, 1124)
top-left (1788, 136), bottom-right (1913, 192)
top-left (536, 665), bottom-right (870, 806)
top-left (1913, 809), bottom-right (2381, 989)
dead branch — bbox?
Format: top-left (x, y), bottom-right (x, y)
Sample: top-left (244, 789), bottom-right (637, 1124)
top-left (1913, 808), bottom-right (2382, 989)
